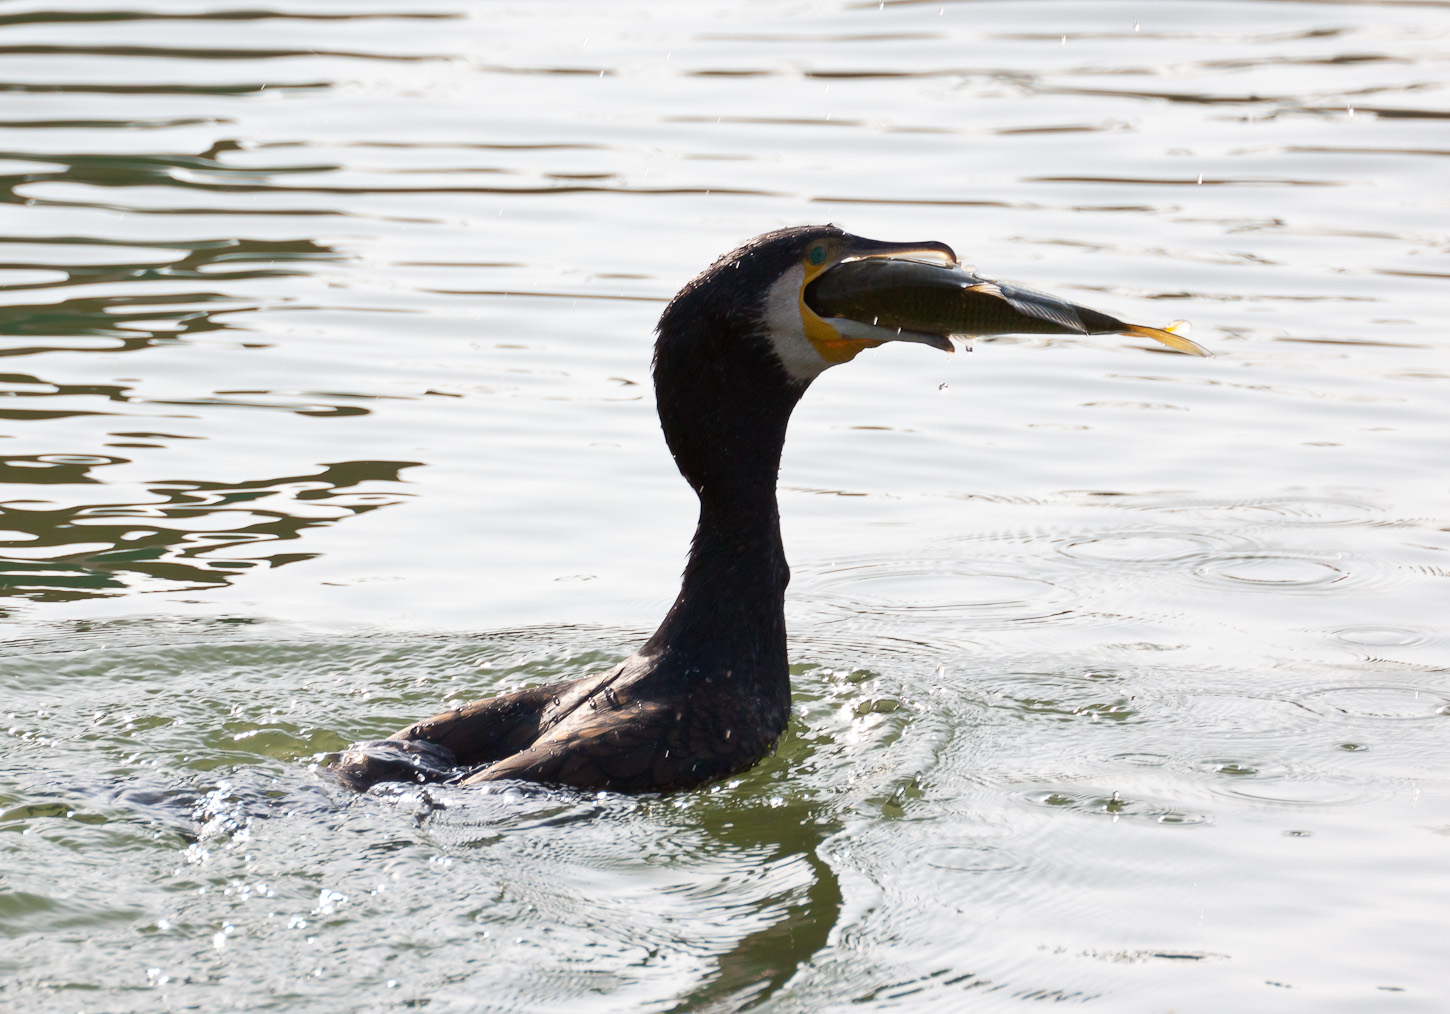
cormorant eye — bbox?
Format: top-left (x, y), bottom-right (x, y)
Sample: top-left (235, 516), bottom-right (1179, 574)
top-left (808, 245), bottom-right (827, 265)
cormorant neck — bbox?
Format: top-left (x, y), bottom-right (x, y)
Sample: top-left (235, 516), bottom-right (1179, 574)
top-left (641, 491), bottom-right (789, 672)
top-left (645, 294), bottom-right (810, 690)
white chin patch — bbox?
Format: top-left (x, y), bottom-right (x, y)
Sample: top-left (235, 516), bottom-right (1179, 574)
top-left (762, 264), bottom-right (833, 382)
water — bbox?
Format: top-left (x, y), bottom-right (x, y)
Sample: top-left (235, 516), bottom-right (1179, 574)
top-left (2, 1), bottom-right (1449, 1011)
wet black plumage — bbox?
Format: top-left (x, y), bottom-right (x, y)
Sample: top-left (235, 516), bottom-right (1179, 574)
top-left (334, 229), bottom-right (814, 791)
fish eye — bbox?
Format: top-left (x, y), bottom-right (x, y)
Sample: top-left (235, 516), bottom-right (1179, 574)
top-left (808, 245), bottom-right (827, 265)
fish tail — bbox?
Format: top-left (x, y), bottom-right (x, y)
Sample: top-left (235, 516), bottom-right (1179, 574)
top-left (1120, 321), bottom-right (1212, 357)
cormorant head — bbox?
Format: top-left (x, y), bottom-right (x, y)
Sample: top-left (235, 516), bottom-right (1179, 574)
top-left (652, 225), bottom-right (970, 500)
top-left (659, 224), bottom-right (964, 387)
top-left (652, 225), bottom-right (1206, 499)
top-left (658, 224), bottom-right (1206, 390)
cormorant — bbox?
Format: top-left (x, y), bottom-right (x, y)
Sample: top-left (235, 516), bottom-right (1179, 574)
top-left (332, 225), bottom-right (1207, 793)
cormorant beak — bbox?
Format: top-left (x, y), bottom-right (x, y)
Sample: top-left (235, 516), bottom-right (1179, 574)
top-left (798, 236), bottom-right (1210, 363)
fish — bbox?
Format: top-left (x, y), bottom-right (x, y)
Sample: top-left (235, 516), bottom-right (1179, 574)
top-left (804, 256), bottom-right (1211, 357)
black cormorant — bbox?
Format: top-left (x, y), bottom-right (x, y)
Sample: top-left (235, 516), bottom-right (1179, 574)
top-left (333, 225), bottom-right (1206, 793)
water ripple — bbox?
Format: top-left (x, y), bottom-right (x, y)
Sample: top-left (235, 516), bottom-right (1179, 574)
top-left (1141, 495), bottom-right (1389, 528)
top-left (1328, 625), bottom-right (1431, 649)
top-left (1303, 685), bottom-right (1450, 722)
top-left (1192, 552), bottom-right (1350, 592)
top-left (797, 555), bottom-right (1078, 631)
top-left (1018, 787), bottom-right (1210, 826)
top-left (1059, 530), bottom-right (1226, 564)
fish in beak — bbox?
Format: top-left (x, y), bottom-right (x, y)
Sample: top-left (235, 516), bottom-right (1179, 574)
top-left (796, 236), bottom-right (1210, 362)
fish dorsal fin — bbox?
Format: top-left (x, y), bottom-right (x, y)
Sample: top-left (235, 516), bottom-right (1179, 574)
top-left (986, 280), bottom-right (1090, 333)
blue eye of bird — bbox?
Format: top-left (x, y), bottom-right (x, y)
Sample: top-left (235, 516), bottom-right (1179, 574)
top-left (809, 245), bottom-right (827, 265)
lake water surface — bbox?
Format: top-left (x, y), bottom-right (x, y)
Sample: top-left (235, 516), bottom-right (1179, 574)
top-left (2, 2), bottom-right (1449, 1011)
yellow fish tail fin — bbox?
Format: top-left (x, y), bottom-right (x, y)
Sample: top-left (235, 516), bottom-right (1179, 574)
top-left (1120, 321), bottom-right (1212, 357)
